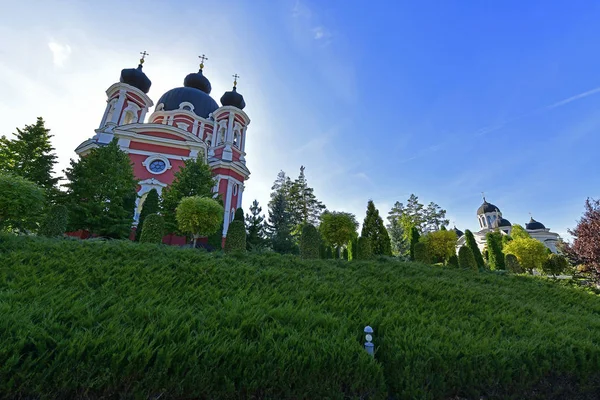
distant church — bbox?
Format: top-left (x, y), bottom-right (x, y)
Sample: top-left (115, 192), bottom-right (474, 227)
top-left (75, 54), bottom-right (250, 245)
top-left (454, 198), bottom-right (561, 254)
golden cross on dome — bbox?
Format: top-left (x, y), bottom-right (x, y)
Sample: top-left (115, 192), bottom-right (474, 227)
top-left (198, 54), bottom-right (208, 70)
top-left (139, 51), bottom-right (149, 64)
top-left (232, 73), bottom-right (240, 87)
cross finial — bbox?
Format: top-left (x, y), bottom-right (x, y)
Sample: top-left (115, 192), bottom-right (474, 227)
top-left (139, 51), bottom-right (149, 65)
top-left (198, 54), bottom-right (208, 70)
top-left (232, 73), bottom-right (240, 87)
top-left (481, 191), bottom-right (486, 202)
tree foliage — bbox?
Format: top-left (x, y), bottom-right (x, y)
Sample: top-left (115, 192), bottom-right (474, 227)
top-left (64, 140), bottom-right (137, 239)
top-left (565, 198), bottom-right (600, 278)
top-left (458, 246), bottom-right (477, 271)
top-left (39, 205), bottom-right (68, 237)
top-left (409, 226), bottom-right (420, 261)
top-left (224, 220), bottom-right (247, 253)
top-left (135, 189), bottom-right (160, 241)
top-left (161, 158), bottom-right (215, 233)
top-left (413, 241), bottom-right (430, 264)
top-left (505, 253), bottom-right (524, 274)
top-left (0, 117), bottom-right (58, 194)
top-left (139, 214), bottom-right (165, 244)
top-left (361, 200), bottom-right (392, 256)
top-left (422, 229), bottom-right (457, 263)
top-left (511, 224), bottom-right (531, 240)
top-left (503, 237), bottom-right (548, 273)
top-left (542, 254), bottom-right (569, 277)
top-left (464, 229), bottom-right (485, 269)
top-left (176, 196), bottom-right (223, 247)
top-left (245, 199), bottom-right (267, 250)
top-left (299, 223), bottom-right (320, 259)
top-left (266, 191), bottom-right (296, 254)
top-left (0, 173), bottom-right (45, 232)
top-left (287, 166), bottom-right (326, 228)
top-left (320, 211), bottom-right (358, 249)
top-left (234, 207), bottom-right (244, 221)
top-left (355, 236), bottom-right (372, 260)
top-left (486, 232), bottom-right (505, 270)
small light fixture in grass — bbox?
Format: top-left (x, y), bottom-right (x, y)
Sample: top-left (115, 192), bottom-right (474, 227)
top-left (364, 325), bottom-right (374, 357)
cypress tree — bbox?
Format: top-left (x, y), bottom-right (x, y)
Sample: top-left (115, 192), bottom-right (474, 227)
top-left (135, 189), bottom-right (160, 241)
top-left (486, 232), bottom-right (505, 270)
top-left (266, 191), bottom-right (295, 254)
top-left (234, 207), bottom-right (244, 221)
top-left (224, 220), bottom-right (247, 253)
top-left (458, 246), bottom-right (477, 271)
top-left (409, 226), bottom-right (421, 261)
top-left (361, 200), bottom-right (392, 256)
top-left (356, 236), bottom-right (372, 260)
top-left (140, 214), bottom-right (165, 244)
top-left (464, 229), bottom-right (485, 268)
top-left (299, 223), bottom-right (320, 259)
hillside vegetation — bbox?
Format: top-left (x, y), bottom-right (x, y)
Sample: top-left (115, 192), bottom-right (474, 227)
top-left (1, 234), bottom-right (600, 399)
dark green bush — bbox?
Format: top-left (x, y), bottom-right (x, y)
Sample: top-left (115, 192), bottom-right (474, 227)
top-left (39, 205), bottom-right (68, 237)
top-left (324, 245), bottom-right (333, 259)
top-left (413, 241), bottom-right (429, 263)
top-left (0, 173), bottom-right (45, 232)
top-left (458, 245), bottom-right (477, 271)
top-left (135, 189), bottom-right (160, 241)
top-left (234, 207), bottom-right (244, 221)
top-left (542, 253), bottom-right (569, 277)
top-left (447, 254), bottom-right (459, 268)
top-left (486, 232), bottom-right (505, 270)
top-left (505, 253), bottom-right (524, 274)
top-left (356, 236), bottom-right (372, 260)
top-left (299, 224), bottom-right (320, 259)
top-left (139, 213), bottom-right (164, 244)
top-left (224, 220), bottom-right (246, 253)
top-left (464, 229), bottom-right (485, 268)
top-left (342, 248), bottom-right (348, 260)
top-left (3, 234), bottom-right (600, 399)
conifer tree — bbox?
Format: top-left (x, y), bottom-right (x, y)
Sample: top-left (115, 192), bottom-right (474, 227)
top-left (0, 117), bottom-right (58, 194)
top-left (245, 199), bottom-right (266, 250)
top-left (486, 231), bottom-right (505, 270)
top-left (266, 191), bottom-right (295, 254)
top-left (64, 140), bottom-right (137, 238)
top-left (288, 166), bottom-right (326, 227)
top-left (135, 189), bottom-right (160, 241)
top-left (361, 200), bottom-right (392, 256)
top-left (234, 207), bottom-right (244, 221)
top-left (160, 158), bottom-right (215, 233)
top-left (464, 229), bottom-right (485, 268)
top-left (409, 226), bottom-right (421, 261)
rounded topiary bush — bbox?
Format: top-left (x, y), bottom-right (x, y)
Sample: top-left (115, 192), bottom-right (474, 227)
top-left (39, 205), bottom-right (68, 237)
top-left (413, 241), bottom-right (430, 264)
top-left (139, 214), bottom-right (164, 244)
top-left (458, 245), bottom-right (477, 271)
top-left (234, 207), bottom-right (244, 222)
top-left (505, 253), bottom-right (524, 274)
top-left (447, 254), bottom-right (459, 268)
top-left (356, 236), bottom-right (372, 260)
top-left (300, 224), bottom-right (320, 259)
top-left (224, 220), bottom-right (246, 253)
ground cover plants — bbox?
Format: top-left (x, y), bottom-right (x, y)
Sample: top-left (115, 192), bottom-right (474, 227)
top-left (1, 234), bottom-right (600, 399)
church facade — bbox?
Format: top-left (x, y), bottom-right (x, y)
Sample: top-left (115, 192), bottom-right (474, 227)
top-left (454, 198), bottom-right (561, 254)
top-left (74, 55), bottom-right (250, 245)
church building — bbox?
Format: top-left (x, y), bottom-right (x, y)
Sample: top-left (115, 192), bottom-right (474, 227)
top-left (454, 198), bottom-right (561, 254)
top-left (74, 54), bottom-right (250, 245)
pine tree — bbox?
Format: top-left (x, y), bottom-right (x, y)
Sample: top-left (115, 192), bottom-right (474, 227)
top-left (464, 229), bottom-right (485, 268)
top-left (423, 202), bottom-right (449, 232)
top-left (288, 166), bottom-right (326, 227)
top-left (160, 158), bottom-right (215, 233)
top-left (0, 117), bottom-right (58, 194)
top-left (266, 191), bottom-right (295, 254)
top-left (361, 200), bottom-right (392, 256)
top-left (245, 200), bottom-right (266, 250)
top-left (64, 139), bottom-right (138, 239)
top-left (135, 189), bottom-right (160, 241)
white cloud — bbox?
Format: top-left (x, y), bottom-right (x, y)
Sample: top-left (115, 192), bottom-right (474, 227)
top-left (546, 86), bottom-right (600, 110)
top-left (48, 41), bottom-right (71, 67)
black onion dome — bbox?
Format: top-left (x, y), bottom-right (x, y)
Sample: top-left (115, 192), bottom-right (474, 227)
top-left (526, 217), bottom-right (546, 230)
top-left (492, 217), bottom-right (511, 228)
top-left (220, 86), bottom-right (246, 109)
top-left (120, 64), bottom-right (151, 94)
top-left (183, 69), bottom-right (212, 94)
top-left (453, 226), bottom-right (464, 238)
top-left (157, 87), bottom-right (219, 118)
top-left (477, 200), bottom-right (500, 215)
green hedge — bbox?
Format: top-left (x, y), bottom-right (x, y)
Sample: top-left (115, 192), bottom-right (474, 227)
top-left (139, 213), bottom-right (164, 244)
top-left (2, 234), bottom-right (600, 399)
top-left (224, 220), bottom-right (246, 253)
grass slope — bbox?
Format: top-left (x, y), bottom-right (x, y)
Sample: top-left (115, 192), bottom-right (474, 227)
top-left (1, 234), bottom-right (600, 399)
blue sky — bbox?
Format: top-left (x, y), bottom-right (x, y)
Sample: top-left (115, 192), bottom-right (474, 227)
top-left (1, 0), bottom-right (599, 238)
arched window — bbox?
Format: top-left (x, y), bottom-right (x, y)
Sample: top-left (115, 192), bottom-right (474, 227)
top-left (233, 132), bottom-right (239, 147)
top-left (105, 101), bottom-right (116, 123)
top-left (219, 128), bottom-right (225, 144)
top-left (123, 111), bottom-right (135, 125)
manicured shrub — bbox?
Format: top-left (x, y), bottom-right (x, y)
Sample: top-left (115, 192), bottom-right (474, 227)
top-left (139, 214), bottom-right (164, 244)
top-left (234, 207), bottom-right (244, 221)
top-left (0, 173), bottom-right (45, 232)
top-left (39, 205), bottom-right (68, 237)
top-left (356, 236), bottom-right (372, 260)
top-left (458, 245), bottom-right (477, 271)
top-left (409, 226), bottom-right (420, 261)
top-left (135, 188), bottom-right (160, 241)
top-left (299, 223), bottom-right (320, 259)
top-left (224, 220), bottom-right (247, 253)
top-left (342, 248), bottom-right (348, 260)
top-left (348, 237), bottom-right (358, 260)
top-left (413, 241), bottom-right (430, 263)
top-left (542, 253), bottom-right (569, 277)
top-left (505, 253), bottom-right (524, 274)
top-left (176, 196), bottom-right (223, 247)
top-left (486, 232), bottom-right (505, 270)
top-left (464, 229), bottom-right (485, 269)
top-left (447, 254), bottom-right (459, 268)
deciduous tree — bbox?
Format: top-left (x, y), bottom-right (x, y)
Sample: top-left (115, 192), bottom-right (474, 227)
top-left (565, 198), bottom-right (600, 279)
top-left (320, 211), bottom-right (358, 256)
top-left (503, 237), bottom-right (548, 273)
top-left (0, 173), bottom-right (45, 233)
top-left (422, 229), bottom-right (457, 263)
top-left (176, 196), bottom-right (223, 247)
top-left (511, 224), bottom-right (531, 240)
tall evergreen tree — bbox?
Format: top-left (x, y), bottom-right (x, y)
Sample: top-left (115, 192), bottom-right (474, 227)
top-left (409, 226), bottom-right (421, 261)
top-left (64, 139), bottom-right (137, 238)
top-left (486, 231), bottom-right (505, 270)
top-left (288, 166), bottom-right (326, 227)
top-left (361, 200), bottom-right (392, 256)
top-left (135, 189), bottom-right (160, 241)
top-left (266, 191), bottom-right (295, 254)
top-left (423, 202), bottom-right (450, 232)
top-left (160, 158), bottom-right (215, 233)
top-left (464, 229), bottom-right (485, 268)
top-left (0, 117), bottom-right (58, 194)
top-left (245, 199), bottom-right (266, 250)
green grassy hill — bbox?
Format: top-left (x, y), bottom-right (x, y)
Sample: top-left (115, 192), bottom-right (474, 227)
top-left (1, 234), bottom-right (600, 399)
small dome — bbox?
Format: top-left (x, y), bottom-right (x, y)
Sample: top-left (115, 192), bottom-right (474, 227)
top-left (526, 217), bottom-right (546, 230)
top-left (492, 217), bottom-right (511, 228)
top-left (453, 226), bottom-right (464, 238)
top-left (120, 64), bottom-right (151, 94)
top-left (157, 87), bottom-right (219, 119)
top-left (220, 86), bottom-right (246, 109)
top-left (477, 199), bottom-right (500, 215)
top-left (183, 69), bottom-right (211, 94)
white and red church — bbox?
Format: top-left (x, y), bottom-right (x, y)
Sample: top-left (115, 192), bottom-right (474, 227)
top-left (74, 55), bottom-right (250, 246)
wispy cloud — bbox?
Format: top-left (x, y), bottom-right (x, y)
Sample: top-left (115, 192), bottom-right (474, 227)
top-left (48, 41), bottom-right (71, 67)
top-left (546, 87), bottom-right (600, 110)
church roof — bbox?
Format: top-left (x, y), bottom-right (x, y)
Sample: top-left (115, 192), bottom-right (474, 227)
top-left (453, 226), bottom-right (464, 238)
top-left (526, 217), bottom-right (546, 230)
top-left (120, 64), bottom-right (151, 94)
top-left (477, 199), bottom-right (500, 215)
top-left (220, 86), bottom-right (246, 109)
top-left (492, 217), bottom-right (511, 228)
top-left (157, 67), bottom-right (218, 118)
